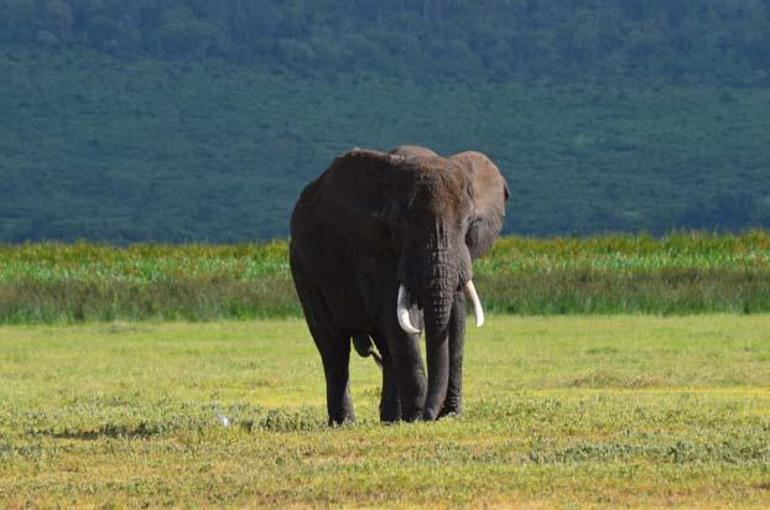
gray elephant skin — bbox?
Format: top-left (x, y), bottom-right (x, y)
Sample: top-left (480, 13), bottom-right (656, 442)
top-left (290, 145), bottom-right (509, 425)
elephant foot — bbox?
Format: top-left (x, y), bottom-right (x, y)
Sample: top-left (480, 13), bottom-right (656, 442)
top-left (327, 395), bottom-right (356, 427)
top-left (438, 399), bottom-right (461, 419)
top-left (380, 415), bottom-right (401, 425)
top-left (328, 411), bottom-right (356, 427)
top-left (379, 402), bottom-right (401, 423)
top-left (400, 403), bottom-right (424, 422)
top-left (422, 405), bottom-right (443, 421)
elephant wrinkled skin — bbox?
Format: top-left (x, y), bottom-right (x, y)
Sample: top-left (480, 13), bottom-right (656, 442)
top-left (290, 145), bottom-right (509, 425)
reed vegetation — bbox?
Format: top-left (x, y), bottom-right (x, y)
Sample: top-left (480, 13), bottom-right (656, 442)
top-left (1, 231), bottom-right (769, 323)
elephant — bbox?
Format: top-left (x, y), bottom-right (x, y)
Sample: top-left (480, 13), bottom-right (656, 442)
top-left (290, 145), bottom-right (509, 425)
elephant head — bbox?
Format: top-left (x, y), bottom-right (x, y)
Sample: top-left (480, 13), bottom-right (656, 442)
top-left (318, 146), bottom-right (509, 418)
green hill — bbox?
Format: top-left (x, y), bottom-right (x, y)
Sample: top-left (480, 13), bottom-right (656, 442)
top-left (1, 1), bottom-right (770, 242)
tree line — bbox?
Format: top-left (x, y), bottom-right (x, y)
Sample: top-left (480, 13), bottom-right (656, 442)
top-left (2, 0), bottom-right (770, 85)
top-left (2, 1), bottom-right (770, 243)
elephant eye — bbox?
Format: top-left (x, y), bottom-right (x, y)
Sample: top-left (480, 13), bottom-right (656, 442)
top-left (465, 217), bottom-right (481, 241)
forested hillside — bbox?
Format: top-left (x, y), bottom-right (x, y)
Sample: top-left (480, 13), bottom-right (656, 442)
top-left (3, 0), bottom-right (770, 84)
top-left (2, 0), bottom-right (770, 242)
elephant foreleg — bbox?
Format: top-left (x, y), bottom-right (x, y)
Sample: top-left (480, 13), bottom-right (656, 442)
top-left (440, 290), bottom-right (466, 417)
top-left (379, 359), bottom-right (402, 423)
top-left (385, 327), bottom-right (427, 422)
top-left (371, 335), bottom-right (401, 422)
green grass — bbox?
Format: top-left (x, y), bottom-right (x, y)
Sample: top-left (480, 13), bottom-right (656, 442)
top-left (1, 231), bottom-right (770, 323)
top-left (1, 315), bottom-right (768, 507)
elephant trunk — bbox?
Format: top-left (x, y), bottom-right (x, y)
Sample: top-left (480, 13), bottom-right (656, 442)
top-left (421, 284), bottom-right (453, 420)
top-left (397, 233), bottom-right (474, 420)
top-left (416, 240), bottom-right (457, 420)
top-left (393, 279), bottom-right (451, 421)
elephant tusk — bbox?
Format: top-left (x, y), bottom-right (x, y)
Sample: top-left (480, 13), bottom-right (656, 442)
top-left (464, 280), bottom-right (485, 327)
top-left (397, 285), bottom-right (421, 335)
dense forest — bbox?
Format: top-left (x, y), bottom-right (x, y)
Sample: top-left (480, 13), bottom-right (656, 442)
top-left (3, 0), bottom-right (770, 84)
top-left (2, 0), bottom-right (770, 242)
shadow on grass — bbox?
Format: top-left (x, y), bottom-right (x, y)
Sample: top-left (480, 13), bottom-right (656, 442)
top-left (241, 407), bottom-right (326, 433)
top-left (31, 421), bottom-right (176, 440)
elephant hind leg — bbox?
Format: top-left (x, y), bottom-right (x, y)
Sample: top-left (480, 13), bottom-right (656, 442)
top-left (319, 337), bottom-right (355, 426)
top-left (291, 263), bottom-right (355, 426)
top-left (371, 334), bottom-right (401, 423)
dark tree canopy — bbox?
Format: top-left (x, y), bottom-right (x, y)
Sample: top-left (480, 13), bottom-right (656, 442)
top-left (1, 0), bottom-right (770, 243)
top-left (2, 0), bottom-right (770, 85)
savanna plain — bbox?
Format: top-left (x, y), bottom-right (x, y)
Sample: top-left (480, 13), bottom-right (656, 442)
top-left (1, 315), bottom-right (768, 508)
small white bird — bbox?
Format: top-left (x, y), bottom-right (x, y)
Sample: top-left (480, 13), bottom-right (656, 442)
top-left (214, 406), bottom-right (231, 428)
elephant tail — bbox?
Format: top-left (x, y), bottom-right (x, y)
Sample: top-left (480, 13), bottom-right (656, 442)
top-left (352, 335), bottom-right (382, 368)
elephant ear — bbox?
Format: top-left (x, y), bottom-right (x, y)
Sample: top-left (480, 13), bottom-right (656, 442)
top-left (313, 148), bottom-right (412, 256)
top-left (449, 151), bottom-right (509, 259)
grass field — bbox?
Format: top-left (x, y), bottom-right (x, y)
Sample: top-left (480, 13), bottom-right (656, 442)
top-left (1, 315), bottom-right (768, 507)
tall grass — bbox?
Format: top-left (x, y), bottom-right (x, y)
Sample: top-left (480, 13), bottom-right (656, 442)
top-left (1, 231), bottom-right (769, 323)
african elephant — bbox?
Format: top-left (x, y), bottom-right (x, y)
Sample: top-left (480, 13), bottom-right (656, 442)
top-left (290, 145), bottom-right (509, 425)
